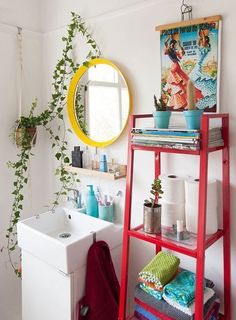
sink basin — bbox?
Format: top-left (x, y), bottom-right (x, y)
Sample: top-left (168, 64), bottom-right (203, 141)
top-left (17, 207), bottom-right (115, 273)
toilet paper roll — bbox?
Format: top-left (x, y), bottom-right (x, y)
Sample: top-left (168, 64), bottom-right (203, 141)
top-left (159, 174), bottom-right (185, 203)
top-left (185, 204), bottom-right (218, 235)
top-left (185, 177), bottom-right (218, 208)
top-left (160, 202), bottom-right (185, 228)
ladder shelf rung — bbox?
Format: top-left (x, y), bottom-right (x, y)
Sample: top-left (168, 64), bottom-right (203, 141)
top-left (128, 225), bottom-right (224, 258)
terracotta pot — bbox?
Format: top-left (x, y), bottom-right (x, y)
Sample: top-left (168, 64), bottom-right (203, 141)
top-left (15, 127), bottom-right (37, 148)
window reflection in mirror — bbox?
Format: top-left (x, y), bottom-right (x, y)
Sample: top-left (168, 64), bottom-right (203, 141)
top-left (75, 64), bottom-right (129, 143)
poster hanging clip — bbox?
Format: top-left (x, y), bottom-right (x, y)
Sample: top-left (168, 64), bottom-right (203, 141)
top-left (181, 0), bottom-right (192, 21)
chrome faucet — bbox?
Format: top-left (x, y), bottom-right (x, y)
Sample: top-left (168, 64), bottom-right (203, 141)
top-left (67, 189), bottom-right (82, 209)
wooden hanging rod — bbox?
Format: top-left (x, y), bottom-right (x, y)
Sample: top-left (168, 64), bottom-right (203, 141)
top-left (155, 15), bottom-right (222, 31)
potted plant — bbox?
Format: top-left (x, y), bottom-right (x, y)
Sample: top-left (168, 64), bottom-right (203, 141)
top-left (183, 80), bottom-right (203, 130)
top-left (14, 99), bottom-right (39, 148)
top-left (153, 94), bottom-right (171, 129)
top-left (143, 178), bottom-right (163, 234)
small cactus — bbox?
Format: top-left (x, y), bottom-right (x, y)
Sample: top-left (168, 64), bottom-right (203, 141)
top-left (154, 95), bottom-right (167, 111)
top-left (187, 80), bottom-right (196, 110)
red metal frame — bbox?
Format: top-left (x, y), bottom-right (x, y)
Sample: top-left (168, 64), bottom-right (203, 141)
top-left (118, 113), bottom-right (231, 320)
top-left (128, 225), bottom-right (224, 258)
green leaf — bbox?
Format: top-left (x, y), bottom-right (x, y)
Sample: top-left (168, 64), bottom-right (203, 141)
top-left (55, 153), bottom-right (61, 160)
top-left (64, 157), bottom-right (70, 163)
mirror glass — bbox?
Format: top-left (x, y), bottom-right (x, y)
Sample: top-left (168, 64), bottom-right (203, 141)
top-left (67, 58), bottom-right (131, 147)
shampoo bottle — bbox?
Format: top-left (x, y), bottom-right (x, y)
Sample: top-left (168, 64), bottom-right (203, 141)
top-left (86, 185), bottom-right (98, 217)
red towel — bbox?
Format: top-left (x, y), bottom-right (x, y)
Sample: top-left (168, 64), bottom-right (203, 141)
top-left (80, 240), bottom-right (120, 320)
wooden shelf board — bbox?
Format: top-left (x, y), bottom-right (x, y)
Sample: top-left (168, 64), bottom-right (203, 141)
top-left (155, 15), bottom-right (222, 31)
top-left (65, 165), bottom-right (126, 180)
top-left (128, 225), bottom-right (224, 258)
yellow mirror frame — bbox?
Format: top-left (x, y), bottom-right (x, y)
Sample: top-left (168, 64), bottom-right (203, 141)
top-left (67, 58), bottom-right (131, 148)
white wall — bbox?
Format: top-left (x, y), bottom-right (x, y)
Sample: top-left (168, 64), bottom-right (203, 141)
top-left (0, 1), bottom-right (51, 320)
top-left (41, 0), bottom-right (236, 317)
top-left (1, 0), bottom-right (235, 319)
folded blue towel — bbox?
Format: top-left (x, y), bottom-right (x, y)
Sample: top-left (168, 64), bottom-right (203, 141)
top-left (135, 304), bottom-right (160, 320)
top-left (163, 270), bottom-right (205, 307)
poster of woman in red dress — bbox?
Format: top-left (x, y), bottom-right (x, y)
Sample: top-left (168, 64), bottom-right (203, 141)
top-left (160, 18), bottom-right (221, 112)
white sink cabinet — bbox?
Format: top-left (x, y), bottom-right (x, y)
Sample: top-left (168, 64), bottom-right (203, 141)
top-left (17, 207), bottom-right (122, 320)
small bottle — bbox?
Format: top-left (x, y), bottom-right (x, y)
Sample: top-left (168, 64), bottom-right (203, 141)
top-left (83, 146), bottom-right (91, 169)
top-left (99, 154), bottom-right (108, 172)
top-left (72, 146), bottom-right (83, 168)
top-left (108, 158), bottom-right (115, 173)
top-left (92, 152), bottom-right (99, 170)
top-left (86, 185), bottom-right (98, 217)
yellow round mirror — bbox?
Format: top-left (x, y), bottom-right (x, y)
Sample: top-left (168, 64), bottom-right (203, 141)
top-left (67, 58), bottom-right (131, 147)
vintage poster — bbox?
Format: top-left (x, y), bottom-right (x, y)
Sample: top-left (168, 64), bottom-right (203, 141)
top-left (160, 18), bottom-right (221, 112)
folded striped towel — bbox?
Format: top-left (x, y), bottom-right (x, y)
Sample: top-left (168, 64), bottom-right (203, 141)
top-left (163, 270), bottom-right (206, 307)
top-left (139, 252), bottom-right (180, 290)
top-left (139, 283), bottom-right (163, 300)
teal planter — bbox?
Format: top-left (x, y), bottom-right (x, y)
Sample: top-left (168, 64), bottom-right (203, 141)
top-left (184, 110), bottom-right (203, 130)
top-left (153, 111), bottom-right (171, 129)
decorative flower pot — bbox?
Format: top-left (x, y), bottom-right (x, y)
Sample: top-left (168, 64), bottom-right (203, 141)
top-left (183, 110), bottom-right (203, 130)
top-left (15, 127), bottom-right (37, 148)
top-left (143, 203), bottom-right (161, 234)
top-left (153, 111), bottom-right (171, 129)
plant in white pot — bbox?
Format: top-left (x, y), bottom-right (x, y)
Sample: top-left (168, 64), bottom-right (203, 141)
top-left (153, 95), bottom-right (171, 129)
top-left (183, 80), bottom-right (203, 130)
top-left (143, 178), bottom-right (163, 234)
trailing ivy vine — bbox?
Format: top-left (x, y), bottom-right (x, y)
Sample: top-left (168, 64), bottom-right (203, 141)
top-left (2, 12), bottom-right (101, 277)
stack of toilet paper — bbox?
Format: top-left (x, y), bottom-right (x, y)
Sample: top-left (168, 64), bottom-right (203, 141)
top-left (159, 175), bottom-right (185, 228)
top-left (185, 177), bottom-right (218, 235)
top-left (159, 174), bottom-right (218, 235)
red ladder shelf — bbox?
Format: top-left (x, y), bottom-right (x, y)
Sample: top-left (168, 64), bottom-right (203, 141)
top-left (118, 113), bottom-right (231, 320)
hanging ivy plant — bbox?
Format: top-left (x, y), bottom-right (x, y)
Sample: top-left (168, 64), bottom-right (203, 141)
top-left (1, 12), bottom-right (101, 277)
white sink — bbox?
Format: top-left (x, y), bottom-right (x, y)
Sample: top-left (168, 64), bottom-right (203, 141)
top-left (17, 207), bottom-right (115, 273)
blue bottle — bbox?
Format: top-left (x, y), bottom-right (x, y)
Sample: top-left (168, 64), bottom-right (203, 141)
top-left (86, 185), bottom-right (98, 217)
top-left (99, 154), bottom-right (108, 172)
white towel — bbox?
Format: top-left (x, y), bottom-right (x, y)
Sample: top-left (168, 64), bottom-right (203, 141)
top-left (163, 287), bottom-right (215, 316)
